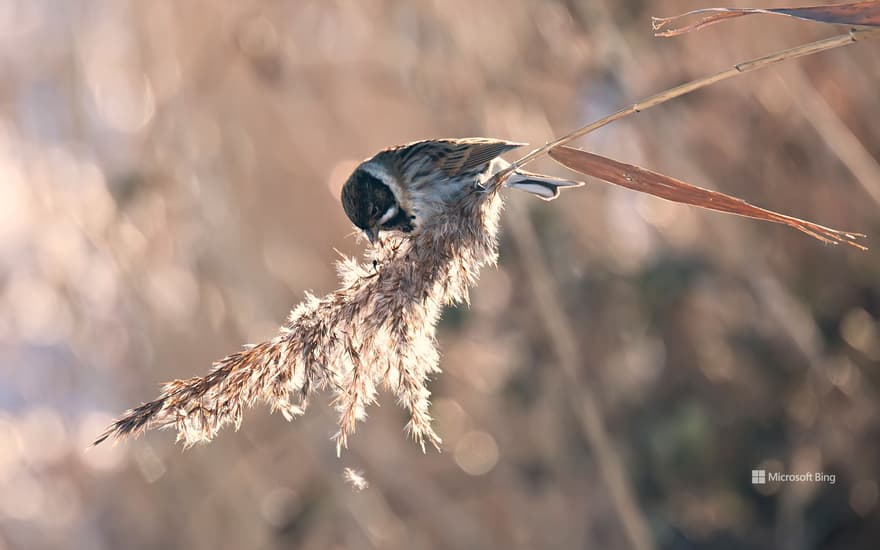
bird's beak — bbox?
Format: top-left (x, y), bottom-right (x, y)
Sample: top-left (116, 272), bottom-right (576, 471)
top-left (364, 227), bottom-right (379, 245)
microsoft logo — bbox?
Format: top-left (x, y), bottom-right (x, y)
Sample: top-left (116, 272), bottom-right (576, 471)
top-left (750, 467), bottom-right (836, 486)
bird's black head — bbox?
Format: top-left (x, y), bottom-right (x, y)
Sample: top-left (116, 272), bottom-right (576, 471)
top-left (341, 165), bottom-right (413, 244)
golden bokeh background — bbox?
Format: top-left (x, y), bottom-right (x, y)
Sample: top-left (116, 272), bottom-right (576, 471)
top-left (1, 1), bottom-right (879, 549)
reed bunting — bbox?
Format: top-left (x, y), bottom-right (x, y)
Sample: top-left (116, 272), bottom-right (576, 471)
top-left (341, 138), bottom-right (583, 243)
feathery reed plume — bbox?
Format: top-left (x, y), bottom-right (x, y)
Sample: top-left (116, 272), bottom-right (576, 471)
top-left (95, 184), bottom-right (504, 454)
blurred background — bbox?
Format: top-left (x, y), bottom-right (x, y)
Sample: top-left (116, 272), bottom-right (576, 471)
top-left (1, 1), bottom-right (879, 548)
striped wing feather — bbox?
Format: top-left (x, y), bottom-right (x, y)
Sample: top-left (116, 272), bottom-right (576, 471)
top-left (434, 138), bottom-right (524, 176)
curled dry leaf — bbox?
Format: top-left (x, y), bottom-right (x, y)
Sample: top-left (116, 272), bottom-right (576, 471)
top-left (548, 146), bottom-right (867, 250)
top-left (653, 1), bottom-right (880, 37)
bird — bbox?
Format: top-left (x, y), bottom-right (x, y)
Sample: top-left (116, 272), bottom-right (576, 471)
top-left (340, 138), bottom-right (583, 244)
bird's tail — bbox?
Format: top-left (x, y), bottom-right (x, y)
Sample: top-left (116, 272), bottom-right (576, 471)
top-left (504, 170), bottom-right (584, 201)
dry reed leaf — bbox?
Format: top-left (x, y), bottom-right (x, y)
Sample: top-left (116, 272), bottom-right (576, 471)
top-left (548, 146), bottom-right (867, 250)
top-left (653, 1), bottom-right (880, 37)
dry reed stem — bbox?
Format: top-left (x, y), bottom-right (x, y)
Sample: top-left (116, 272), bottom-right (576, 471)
top-left (494, 27), bottom-right (880, 184)
top-left (96, 185), bottom-right (504, 454)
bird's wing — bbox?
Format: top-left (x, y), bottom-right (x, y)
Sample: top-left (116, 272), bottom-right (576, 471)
top-left (434, 138), bottom-right (525, 177)
top-left (390, 138), bottom-right (524, 178)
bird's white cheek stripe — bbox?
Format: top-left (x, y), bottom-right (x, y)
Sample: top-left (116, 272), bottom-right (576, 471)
top-left (379, 205), bottom-right (398, 225)
top-left (360, 160), bottom-right (406, 206)
top-left (360, 161), bottom-right (391, 183)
